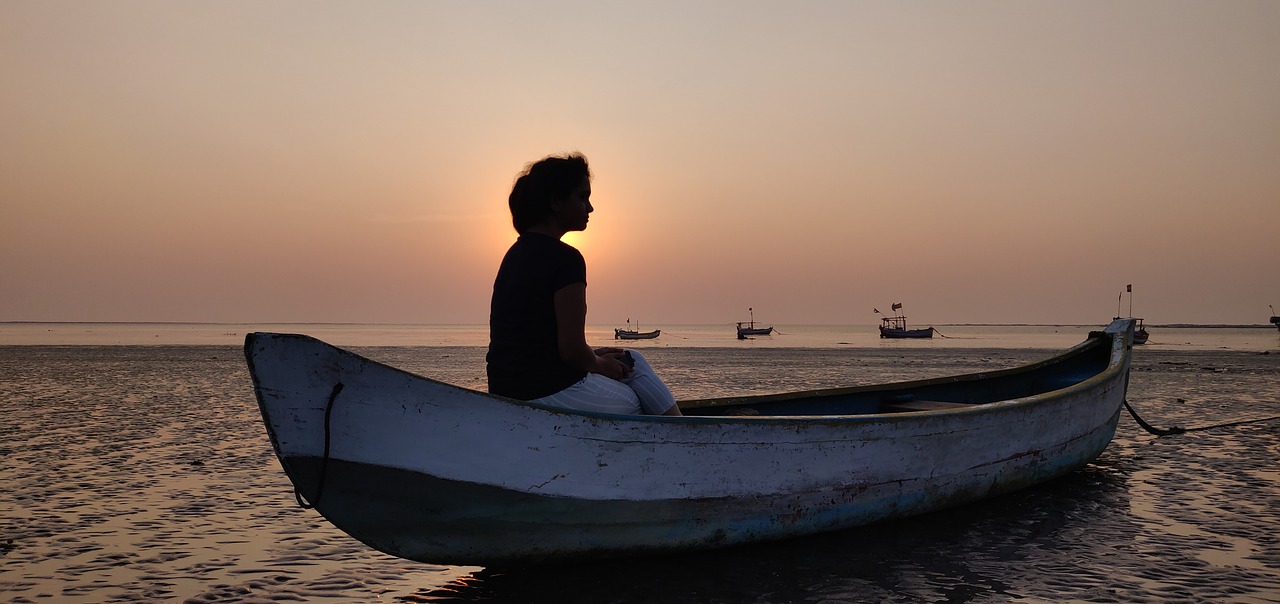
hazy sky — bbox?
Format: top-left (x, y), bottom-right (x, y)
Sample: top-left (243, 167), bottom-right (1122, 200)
top-left (3, 1), bottom-right (1278, 326)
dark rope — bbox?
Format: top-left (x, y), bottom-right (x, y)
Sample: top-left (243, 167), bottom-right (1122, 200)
top-left (1123, 398), bottom-right (1280, 437)
top-left (1122, 398), bottom-right (1185, 436)
top-left (295, 382), bottom-right (344, 509)
top-left (932, 327), bottom-right (948, 338)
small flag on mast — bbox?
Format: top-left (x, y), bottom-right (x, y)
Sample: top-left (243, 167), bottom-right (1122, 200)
top-left (891, 302), bottom-right (903, 311)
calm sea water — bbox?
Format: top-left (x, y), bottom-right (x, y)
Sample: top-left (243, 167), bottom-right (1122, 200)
top-left (3, 322), bottom-right (1277, 351)
top-left (2, 324), bottom-right (1278, 602)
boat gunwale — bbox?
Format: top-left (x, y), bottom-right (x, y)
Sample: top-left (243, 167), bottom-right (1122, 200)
top-left (245, 321), bottom-right (1132, 427)
top-left (680, 325), bottom-right (1126, 411)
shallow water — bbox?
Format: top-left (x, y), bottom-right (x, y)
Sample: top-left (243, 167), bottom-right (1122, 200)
top-left (1, 343), bottom-right (1278, 603)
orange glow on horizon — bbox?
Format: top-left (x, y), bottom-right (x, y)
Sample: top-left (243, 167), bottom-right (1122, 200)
top-left (2, 2), bottom-right (1278, 325)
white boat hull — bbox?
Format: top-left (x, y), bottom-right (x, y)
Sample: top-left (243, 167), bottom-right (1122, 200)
top-left (246, 320), bottom-right (1135, 565)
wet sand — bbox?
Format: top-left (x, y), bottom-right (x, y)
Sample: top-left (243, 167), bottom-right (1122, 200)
top-left (1, 345), bottom-right (1278, 603)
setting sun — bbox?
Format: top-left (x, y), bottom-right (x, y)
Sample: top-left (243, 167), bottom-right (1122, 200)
top-left (2, 2), bottom-right (1277, 325)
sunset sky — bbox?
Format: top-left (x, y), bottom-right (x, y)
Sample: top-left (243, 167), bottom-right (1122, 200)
top-left (3, 1), bottom-right (1278, 326)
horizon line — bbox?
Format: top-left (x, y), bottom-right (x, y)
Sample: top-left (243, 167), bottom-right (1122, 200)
top-left (2, 320), bottom-right (1275, 329)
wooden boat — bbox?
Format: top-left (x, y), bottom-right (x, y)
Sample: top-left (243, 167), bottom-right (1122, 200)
top-left (735, 322), bottom-right (774, 338)
top-left (1132, 319), bottom-right (1149, 345)
top-left (615, 328), bottom-right (660, 340)
top-left (1270, 306), bottom-right (1279, 332)
top-left (878, 315), bottom-right (935, 339)
top-left (875, 304), bottom-right (934, 338)
top-left (246, 318), bottom-right (1137, 566)
top-left (735, 307), bottom-right (773, 338)
top-left (614, 319), bottom-right (660, 340)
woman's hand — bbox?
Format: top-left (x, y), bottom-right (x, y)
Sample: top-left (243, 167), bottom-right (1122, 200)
top-left (592, 348), bottom-right (632, 380)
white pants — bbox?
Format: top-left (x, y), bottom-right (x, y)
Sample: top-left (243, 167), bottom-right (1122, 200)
top-left (531, 349), bottom-right (677, 415)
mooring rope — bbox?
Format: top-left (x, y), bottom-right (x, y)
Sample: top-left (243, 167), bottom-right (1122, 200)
top-left (295, 382), bottom-right (344, 509)
top-left (1123, 398), bottom-right (1280, 437)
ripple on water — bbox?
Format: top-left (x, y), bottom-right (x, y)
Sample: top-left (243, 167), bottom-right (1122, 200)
top-left (1, 345), bottom-right (1277, 602)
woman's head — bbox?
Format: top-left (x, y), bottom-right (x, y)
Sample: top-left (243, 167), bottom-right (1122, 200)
top-left (508, 153), bottom-right (592, 234)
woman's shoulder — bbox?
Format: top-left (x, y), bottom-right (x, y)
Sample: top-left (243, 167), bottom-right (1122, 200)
top-left (517, 233), bottom-right (582, 257)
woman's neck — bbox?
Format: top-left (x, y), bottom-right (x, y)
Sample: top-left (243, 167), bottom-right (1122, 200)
top-left (524, 223), bottom-right (565, 239)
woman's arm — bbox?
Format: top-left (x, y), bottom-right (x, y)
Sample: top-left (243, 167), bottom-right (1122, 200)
top-left (553, 282), bottom-right (631, 380)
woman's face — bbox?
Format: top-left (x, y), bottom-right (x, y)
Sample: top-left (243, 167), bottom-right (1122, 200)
top-left (554, 177), bottom-right (593, 232)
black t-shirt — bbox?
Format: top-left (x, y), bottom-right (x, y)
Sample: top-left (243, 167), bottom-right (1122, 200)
top-left (486, 233), bottom-right (588, 399)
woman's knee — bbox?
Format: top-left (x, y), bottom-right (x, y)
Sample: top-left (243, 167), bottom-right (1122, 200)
top-left (534, 374), bottom-right (642, 414)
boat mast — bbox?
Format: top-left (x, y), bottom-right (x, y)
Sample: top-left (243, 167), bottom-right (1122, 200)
top-left (1117, 285), bottom-right (1135, 318)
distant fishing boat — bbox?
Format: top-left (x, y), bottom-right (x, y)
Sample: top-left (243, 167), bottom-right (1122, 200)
top-left (875, 303), bottom-right (934, 339)
top-left (1270, 305), bottom-right (1279, 332)
top-left (1132, 319), bottom-right (1149, 345)
top-left (245, 318), bottom-right (1139, 566)
top-left (1116, 284), bottom-right (1149, 345)
top-left (615, 329), bottom-right (660, 340)
top-left (735, 307), bottom-right (774, 339)
top-left (614, 319), bottom-right (660, 340)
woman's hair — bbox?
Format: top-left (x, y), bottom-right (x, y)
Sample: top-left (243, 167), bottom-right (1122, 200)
top-left (508, 153), bottom-right (591, 233)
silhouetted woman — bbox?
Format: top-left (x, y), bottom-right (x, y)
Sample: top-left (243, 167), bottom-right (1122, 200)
top-left (486, 153), bottom-right (681, 416)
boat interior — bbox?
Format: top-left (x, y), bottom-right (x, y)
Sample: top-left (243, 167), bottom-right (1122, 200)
top-left (680, 331), bottom-right (1115, 417)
